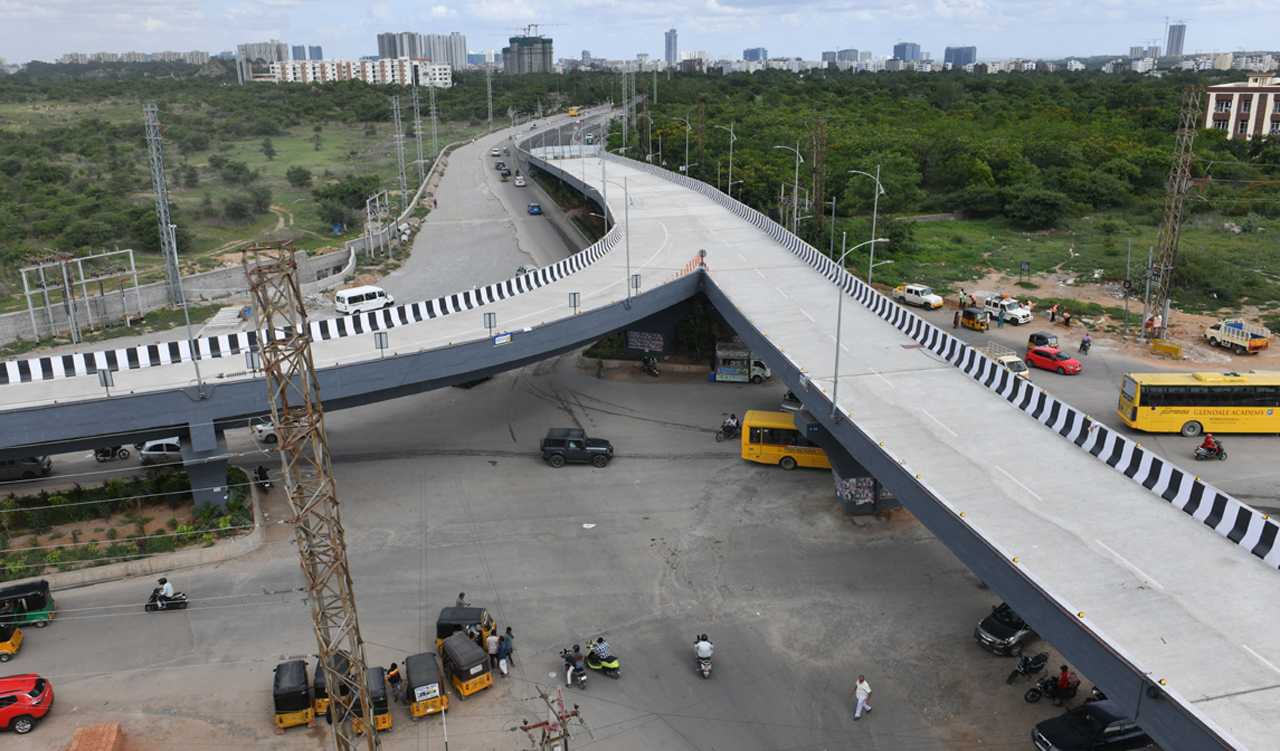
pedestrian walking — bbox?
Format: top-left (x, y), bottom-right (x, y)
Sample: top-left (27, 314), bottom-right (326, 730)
top-left (456, 592), bottom-right (469, 607)
top-left (998, 310), bottom-right (1005, 329)
top-left (953, 311), bottom-right (960, 329)
top-left (852, 675), bottom-right (873, 720)
top-left (433, 198), bottom-right (438, 209)
top-left (496, 638), bottom-right (509, 677)
top-left (387, 662), bottom-right (405, 704)
top-left (503, 627), bottom-right (516, 666)
top-left (487, 631), bottom-right (500, 668)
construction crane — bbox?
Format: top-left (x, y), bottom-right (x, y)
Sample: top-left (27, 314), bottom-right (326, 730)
top-left (508, 23), bottom-right (563, 38)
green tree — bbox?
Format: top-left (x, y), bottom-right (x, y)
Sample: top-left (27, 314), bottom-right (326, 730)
top-left (223, 196), bottom-right (251, 221)
top-left (248, 185), bottom-right (272, 213)
top-left (1005, 188), bottom-right (1074, 229)
top-left (312, 173), bottom-right (381, 209)
top-left (261, 137), bottom-right (276, 161)
top-left (286, 166), bottom-right (313, 188)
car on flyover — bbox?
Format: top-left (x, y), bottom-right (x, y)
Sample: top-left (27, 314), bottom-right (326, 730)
top-left (1032, 700), bottom-right (1152, 751)
top-left (1026, 347), bottom-right (1081, 375)
top-left (514, 175), bottom-right (526, 187)
top-left (490, 147), bottom-right (500, 157)
top-left (0, 673), bottom-right (54, 734)
top-left (527, 203), bottom-right (542, 215)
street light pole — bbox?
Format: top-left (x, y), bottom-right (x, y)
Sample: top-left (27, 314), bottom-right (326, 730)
top-left (713, 123), bottom-right (735, 193)
top-left (773, 141), bottom-right (804, 234)
top-left (847, 167), bottom-right (885, 284)
top-left (637, 114), bottom-right (653, 163)
top-left (675, 116), bottom-right (692, 175)
top-left (831, 234), bottom-right (889, 422)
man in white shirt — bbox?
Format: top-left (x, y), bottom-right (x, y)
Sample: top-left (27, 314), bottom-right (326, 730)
top-left (852, 675), bottom-right (872, 720)
top-left (157, 578), bottom-right (175, 609)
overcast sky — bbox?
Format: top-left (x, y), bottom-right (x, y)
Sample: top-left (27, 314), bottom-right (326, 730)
top-left (3, 0), bottom-right (1276, 65)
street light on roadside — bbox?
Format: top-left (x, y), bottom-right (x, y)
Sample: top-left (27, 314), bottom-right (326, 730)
top-left (729, 179), bottom-right (744, 202)
top-left (637, 114), bottom-right (653, 166)
top-left (847, 167), bottom-right (885, 285)
top-left (674, 116), bottom-right (693, 175)
top-left (830, 233), bottom-right (889, 422)
top-left (773, 141), bottom-right (804, 234)
top-left (713, 123), bottom-right (736, 194)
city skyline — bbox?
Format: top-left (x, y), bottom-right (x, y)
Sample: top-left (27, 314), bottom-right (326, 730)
top-left (2, 2), bottom-right (1276, 66)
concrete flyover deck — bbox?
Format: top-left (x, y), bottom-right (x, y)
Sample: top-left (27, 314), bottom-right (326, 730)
top-left (0, 140), bottom-right (1277, 750)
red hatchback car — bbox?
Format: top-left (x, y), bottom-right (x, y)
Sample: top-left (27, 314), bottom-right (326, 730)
top-left (0, 674), bottom-right (53, 734)
top-left (1026, 346), bottom-right (1082, 375)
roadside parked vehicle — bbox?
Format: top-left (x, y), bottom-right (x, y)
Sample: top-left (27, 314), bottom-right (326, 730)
top-left (0, 673), bottom-right (53, 734)
top-left (0, 457), bottom-right (51, 481)
top-left (440, 633), bottom-right (492, 698)
top-left (961, 307), bottom-right (989, 332)
top-left (351, 666), bottom-right (391, 734)
top-left (1026, 347), bottom-right (1082, 375)
top-left (405, 652), bottom-right (448, 719)
top-left (0, 617), bottom-right (23, 662)
top-left (1032, 699), bottom-right (1152, 750)
top-left (334, 285), bottom-right (394, 315)
top-left (974, 602), bottom-right (1037, 656)
top-left (272, 660), bottom-right (314, 733)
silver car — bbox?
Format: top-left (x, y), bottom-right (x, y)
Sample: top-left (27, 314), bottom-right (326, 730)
top-left (139, 438), bottom-right (183, 465)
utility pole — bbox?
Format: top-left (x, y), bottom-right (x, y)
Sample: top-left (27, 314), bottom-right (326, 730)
top-left (391, 96), bottom-right (408, 215)
top-left (412, 86), bottom-right (425, 185)
top-left (486, 66), bottom-right (494, 133)
top-left (429, 80), bottom-right (439, 161)
top-left (1150, 87), bottom-right (1203, 340)
top-left (518, 686), bottom-right (593, 750)
top-left (143, 104), bottom-right (181, 305)
top-left (242, 240), bottom-right (382, 751)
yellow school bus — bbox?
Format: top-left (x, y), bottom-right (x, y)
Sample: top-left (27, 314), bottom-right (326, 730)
top-left (1117, 371), bottom-right (1280, 436)
top-left (740, 410), bottom-right (832, 470)
top-left (568, 106), bottom-right (582, 117)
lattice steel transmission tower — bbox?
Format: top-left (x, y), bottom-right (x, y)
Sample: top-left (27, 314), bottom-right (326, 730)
top-left (392, 96), bottom-right (408, 212)
top-left (412, 87), bottom-right (425, 185)
top-left (429, 80), bottom-right (439, 162)
top-left (242, 240), bottom-right (382, 751)
top-left (1150, 87), bottom-right (1204, 340)
top-left (143, 104), bottom-right (182, 305)
top-left (486, 66), bottom-right (494, 133)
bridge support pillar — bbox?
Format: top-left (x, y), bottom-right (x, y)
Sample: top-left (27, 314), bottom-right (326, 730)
top-left (792, 411), bottom-right (901, 516)
top-left (182, 427), bottom-right (230, 512)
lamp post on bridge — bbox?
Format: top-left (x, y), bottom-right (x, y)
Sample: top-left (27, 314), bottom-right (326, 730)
top-left (773, 141), bottom-right (804, 234)
top-left (713, 123), bottom-right (735, 194)
top-left (675, 116), bottom-right (692, 176)
top-left (847, 167), bottom-right (885, 285)
top-left (830, 234), bottom-right (889, 422)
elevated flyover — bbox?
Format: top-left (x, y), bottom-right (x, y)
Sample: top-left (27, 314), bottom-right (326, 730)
top-left (0, 139), bottom-right (1277, 750)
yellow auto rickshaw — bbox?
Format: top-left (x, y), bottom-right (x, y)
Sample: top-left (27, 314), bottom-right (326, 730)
top-left (351, 666), bottom-right (392, 734)
top-left (272, 660), bottom-right (315, 733)
top-left (0, 614), bottom-right (22, 662)
top-left (313, 651), bottom-right (350, 719)
top-left (435, 607), bottom-right (495, 651)
top-left (441, 632), bottom-right (492, 698)
top-left (961, 307), bottom-right (989, 332)
top-left (405, 652), bottom-right (448, 719)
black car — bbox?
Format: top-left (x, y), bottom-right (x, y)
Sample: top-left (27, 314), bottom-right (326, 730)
top-left (1033, 700), bottom-right (1153, 751)
top-left (973, 602), bottom-right (1037, 656)
top-left (540, 428), bottom-right (613, 468)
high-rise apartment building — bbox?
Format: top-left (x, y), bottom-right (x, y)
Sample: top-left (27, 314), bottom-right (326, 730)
top-left (1129, 46), bottom-right (1145, 59)
top-left (1166, 23), bottom-right (1186, 57)
top-left (309, 45), bottom-right (323, 61)
top-left (892, 42), bottom-right (920, 62)
top-left (426, 32), bottom-right (467, 69)
top-left (665, 29), bottom-right (678, 66)
top-left (378, 32), bottom-right (424, 61)
top-left (837, 48), bottom-right (859, 62)
top-left (238, 40), bottom-right (289, 63)
top-left (821, 51), bottom-right (837, 63)
top-left (743, 47), bottom-right (767, 62)
top-left (503, 36), bottom-right (553, 74)
top-left (944, 46), bottom-right (976, 67)
top-left (292, 45), bottom-right (306, 61)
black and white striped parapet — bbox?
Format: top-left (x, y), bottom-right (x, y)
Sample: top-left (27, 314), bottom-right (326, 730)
top-left (606, 152), bottom-right (1280, 571)
top-left (0, 223), bottom-right (622, 385)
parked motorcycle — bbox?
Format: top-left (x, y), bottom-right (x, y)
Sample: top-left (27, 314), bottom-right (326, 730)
top-left (255, 465), bottom-right (273, 492)
top-left (1194, 441), bottom-right (1227, 461)
top-left (560, 647), bottom-right (588, 689)
top-left (1006, 651), bottom-right (1050, 685)
top-left (640, 357), bottom-right (660, 377)
top-left (584, 641), bottom-right (620, 679)
top-left (1025, 672), bottom-right (1079, 704)
top-left (145, 589), bottom-right (189, 613)
top-left (94, 446), bottom-right (131, 462)
top-left (715, 419), bottom-right (741, 443)
top-left (1083, 686), bottom-right (1108, 704)
top-left (695, 634), bottom-right (713, 678)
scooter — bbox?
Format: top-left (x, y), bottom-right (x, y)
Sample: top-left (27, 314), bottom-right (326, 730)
top-left (715, 420), bottom-right (740, 443)
top-left (640, 357), bottom-right (659, 377)
top-left (1006, 651), bottom-right (1050, 685)
top-left (94, 446), bottom-right (131, 462)
top-left (1194, 441), bottom-right (1227, 461)
top-left (584, 642), bottom-right (621, 679)
top-left (255, 465), bottom-right (273, 492)
top-left (145, 588), bottom-right (189, 613)
top-left (560, 648), bottom-right (588, 689)
top-left (1025, 672), bottom-right (1079, 704)
top-left (1079, 338), bottom-right (1092, 355)
top-left (695, 635), bottom-right (713, 678)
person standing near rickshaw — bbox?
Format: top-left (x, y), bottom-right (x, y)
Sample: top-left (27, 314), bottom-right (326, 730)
top-left (387, 662), bottom-right (405, 704)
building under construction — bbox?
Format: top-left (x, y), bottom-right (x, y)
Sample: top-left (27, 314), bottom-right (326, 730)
top-left (504, 36), bottom-right (554, 74)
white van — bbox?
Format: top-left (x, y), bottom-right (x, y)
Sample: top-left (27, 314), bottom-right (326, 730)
top-left (334, 285), bottom-right (394, 315)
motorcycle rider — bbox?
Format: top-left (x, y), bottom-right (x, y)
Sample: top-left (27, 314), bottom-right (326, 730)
top-left (722, 414), bottom-right (739, 433)
top-left (156, 577), bottom-right (175, 609)
top-left (695, 634), bottom-right (713, 660)
top-left (1054, 665), bottom-right (1071, 706)
top-left (1200, 433), bottom-right (1221, 456)
top-left (591, 637), bottom-right (611, 662)
top-left (564, 645), bottom-right (585, 686)
top-left (1079, 333), bottom-right (1092, 354)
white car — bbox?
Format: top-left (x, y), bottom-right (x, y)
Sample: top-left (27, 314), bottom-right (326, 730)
top-left (490, 147), bottom-right (500, 157)
top-left (139, 437), bottom-right (183, 464)
top-left (514, 175), bottom-right (526, 187)
top-left (251, 421), bottom-right (278, 444)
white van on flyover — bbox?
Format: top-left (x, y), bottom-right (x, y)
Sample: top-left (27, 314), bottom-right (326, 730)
top-left (334, 285), bottom-right (395, 315)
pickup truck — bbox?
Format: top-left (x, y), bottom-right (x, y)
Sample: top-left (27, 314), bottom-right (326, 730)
top-left (540, 428), bottom-right (614, 468)
top-left (981, 343), bottom-right (1030, 379)
top-left (1205, 319), bottom-right (1270, 355)
top-left (893, 284), bottom-right (943, 309)
top-left (983, 296), bottom-right (1033, 325)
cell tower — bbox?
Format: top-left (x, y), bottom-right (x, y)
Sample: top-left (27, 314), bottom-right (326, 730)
top-left (242, 240), bottom-right (382, 751)
top-left (392, 96), bottom-right (408, 212)
top-left (486, 66), bottom-right (494, 133)
top-left (412, 87), bottom-right (425, 184)
top-left (1150, 87), bottom-right (1204, 340)
top-left (142, 104), bottom-right (182, 305)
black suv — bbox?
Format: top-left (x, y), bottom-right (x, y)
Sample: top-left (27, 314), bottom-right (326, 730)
top-left (1033, 700), bottom-right (1152, 750)
top-left (973, 602), bottom-right (1037, 656)
top-left (540, 428), bottom-right (614, 468)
